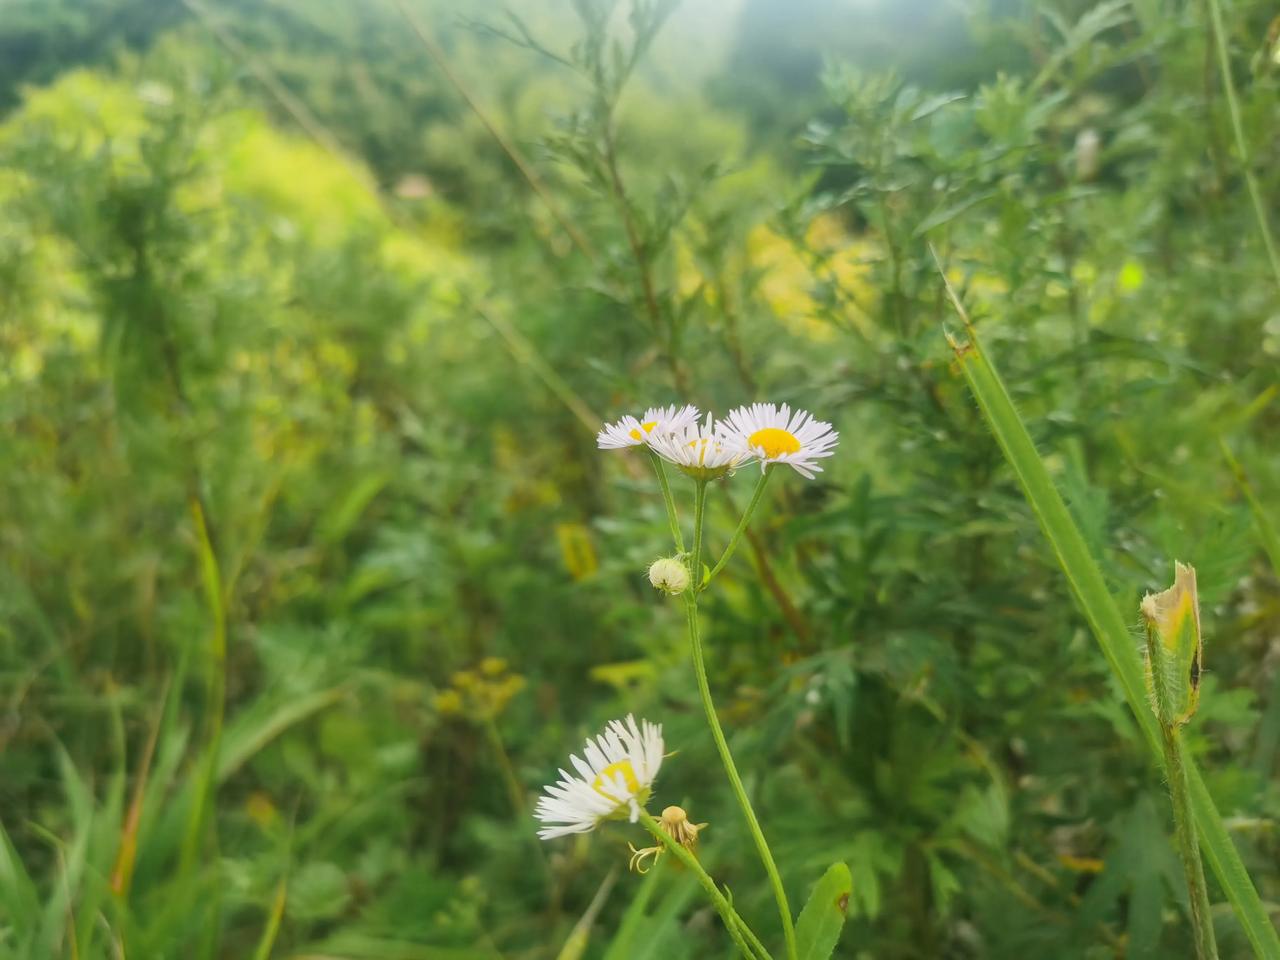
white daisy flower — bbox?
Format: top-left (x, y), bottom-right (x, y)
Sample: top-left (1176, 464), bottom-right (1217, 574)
top-left (648, 412), bottom-right (745, 480)
top-left (535, 715), bottom-right (664, 840)
top-left (596, 404), bottom-right (700, 450)
top-left (721, 403), bottom-right (839, 479)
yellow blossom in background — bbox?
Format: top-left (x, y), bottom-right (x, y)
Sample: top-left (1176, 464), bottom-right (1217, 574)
top-left (436, 659), bottom-right (526, 723)
top-left (244, 791), bottom-right (279, 829)
top-left (451, 670), bottom-right (479, 692)
top-left (434, 689), bottom-right (464, 716)
top-left (747, 216), bottom-right (880, 342)
top-left (494, 426), bottom-right (561, 512)
top-left (556, 522), bottom-right (598, 581)
top-left (589, 660), bottom-right (657, 694)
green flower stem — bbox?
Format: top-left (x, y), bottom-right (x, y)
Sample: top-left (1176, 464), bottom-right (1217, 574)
top-left (691, 479), bottom-right (708, 584)
top-left (705, 468), bottom-right (772, 587)
top-left (650, 450), bottom-right (685, 553)
top-left (637, 810), bottom-right (773, 960)
top-left (685, 481), bottom-right (798, 960)
top-left (1146, 629), bottom-right (1219, 960)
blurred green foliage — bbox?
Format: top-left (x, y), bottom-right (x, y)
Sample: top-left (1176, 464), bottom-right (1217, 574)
top-left (1, 0), bottom-right (1279, 958)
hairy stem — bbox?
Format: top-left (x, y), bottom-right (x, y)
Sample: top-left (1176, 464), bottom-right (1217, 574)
top-left (1147, 629), bottom-right (1219, 960)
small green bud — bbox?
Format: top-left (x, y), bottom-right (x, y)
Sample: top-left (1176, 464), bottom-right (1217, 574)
top-left (648, 557), bottom-right (690, 595)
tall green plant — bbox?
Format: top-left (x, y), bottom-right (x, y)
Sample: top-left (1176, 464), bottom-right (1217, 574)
top-left (937, 263), bottom-right (1280, 957)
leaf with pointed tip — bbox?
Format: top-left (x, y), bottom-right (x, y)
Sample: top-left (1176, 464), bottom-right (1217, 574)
top-left (795, 862), bottom-right (852, 960)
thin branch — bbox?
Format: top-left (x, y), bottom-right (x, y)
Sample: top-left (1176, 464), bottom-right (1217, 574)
top-left (477, 304), bottom-right (602, 432)
top-left (393, 0), bottom-right (597, 263)
top-left (602, 121), bottom-right (689, 393)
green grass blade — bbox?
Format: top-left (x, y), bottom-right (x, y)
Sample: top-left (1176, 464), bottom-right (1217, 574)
top-left (555, 868), bottom-right (617, 960)
top-left (251, 875), bottom-right (288, 960)
top-left (1221, 441), bottom-right (1280, 580)
top-left (939, 290), bottom-right (1280, 956)
top-left (602, 866), bottom-right (698, 960)
top-left (0, 817), bottom-right (41, 951)
top-left (180, 497), bottom-right (228, 878)
top-left (217, 684), bottom-right (349, 783)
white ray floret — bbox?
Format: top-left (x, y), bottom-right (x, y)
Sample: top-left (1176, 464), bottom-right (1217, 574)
top-left (596, 404), bottom-right (700, 450)
top-left (720, 403), bottom-right (839, 478)
top-left (535, 715), bottom-right (665, 840)
top-left (648, 412), bottom-right (745, 480)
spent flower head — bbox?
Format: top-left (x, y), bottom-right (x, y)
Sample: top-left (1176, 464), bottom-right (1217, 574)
top-left (628, 805), bottom-right (709, 873)
top-left (597, 404), bottom-right (700, 450)
top-left (721, 403), bottom-right (839, 478)
top-left (535, 715), bottom-right (664, 839)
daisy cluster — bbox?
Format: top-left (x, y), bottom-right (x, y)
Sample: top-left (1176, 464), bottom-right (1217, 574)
top-left (596, 403), bottom-right (838, 479)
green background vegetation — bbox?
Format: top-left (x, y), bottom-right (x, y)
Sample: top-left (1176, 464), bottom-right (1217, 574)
top-left (1, 0), bottom-right (1279, 957)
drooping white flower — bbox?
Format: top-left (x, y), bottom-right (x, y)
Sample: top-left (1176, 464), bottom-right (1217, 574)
top-left (647, 412), bottom-right (745, 480)
top-left (535, 715), bottom-right (665, 840)
top-left (720, 403), bottom-right (838, 479)
top-left (597, 405), bottom-right (700, 450)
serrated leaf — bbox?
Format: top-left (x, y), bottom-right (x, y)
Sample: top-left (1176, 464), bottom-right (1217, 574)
top-left (795, 862), bottom-right (852, 960)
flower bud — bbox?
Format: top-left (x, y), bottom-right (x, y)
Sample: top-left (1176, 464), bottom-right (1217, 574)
top-left (1074, 127), bottom-right (1100, 181)
top-left (648, 557), bottom-right (690, 595)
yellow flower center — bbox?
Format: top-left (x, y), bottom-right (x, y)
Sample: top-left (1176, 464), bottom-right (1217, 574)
top-left (749, 427), bottom-right (801, 458)
top-left (592, 759), bottom-right (640, 801)
top-left (628, 420), bottom-right (659, 442)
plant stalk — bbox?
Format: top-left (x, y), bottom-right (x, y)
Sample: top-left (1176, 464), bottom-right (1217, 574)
top-left (706, 469), bottom-right (772, 585)
top-left (685, 481), bottom-right (798, 960)
top-left (1147, 628), bottom-right (1219, 960)
top-left (650, 451), bottom-right (685, 553)
top-left (637, 810), bottom-right (772, 960)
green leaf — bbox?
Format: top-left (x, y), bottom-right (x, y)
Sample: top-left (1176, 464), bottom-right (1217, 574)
top-left (287, 861), bottom-right (351, 921)
top-left (795, 862), bottom-right (852, 960)
top-left (939, 286), bottom-right (1280, 959)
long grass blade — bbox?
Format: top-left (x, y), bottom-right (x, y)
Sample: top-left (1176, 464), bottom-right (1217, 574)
top-left (179, 497), bottom-right (228, 882)
top-left (251, 874), bottom-right (289, 960)
top-left (1221, 441), bottom-right (1280, 580)
top-left (936, 259), bottom-right (1280, 957)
